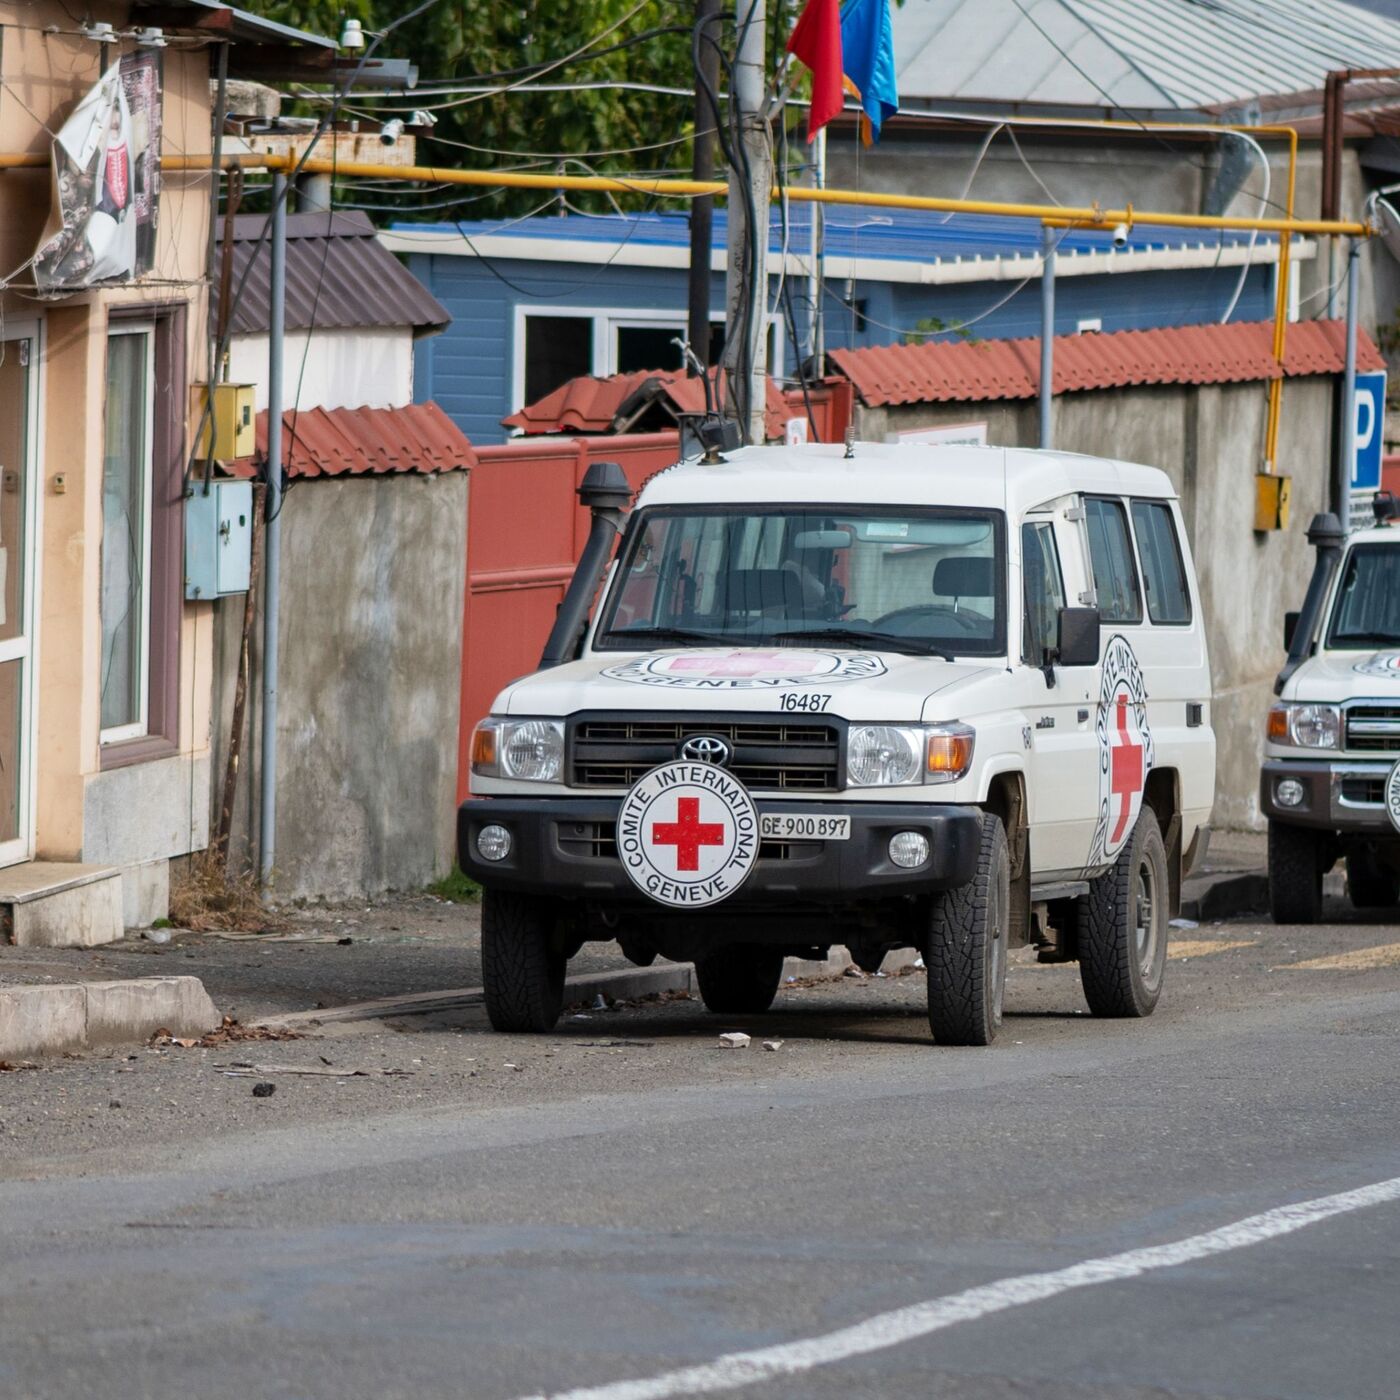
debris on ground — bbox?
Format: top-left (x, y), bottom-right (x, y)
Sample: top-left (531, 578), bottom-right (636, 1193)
top-left (843, 965), bottom-right (866, 979)
top-left (150, 1016), bottom-right (301, 1049)
top-left (142, 928), bottom-right (173, 945)
top-left (218, 1061), bottom-right (413, 1079)
top-left (0, 1060), bottom-right (36, 1073)
top-left (1170, 918), bottom-right (1200, 930)
top-left (251, 1082), bottom-right (276, 1098)
top-left (719, 1032), bottom-right (751, 1049)
top-left (762, 1040), bottom-right (784, 1052)
top-left (591, 993), bottom-right (608, 1011)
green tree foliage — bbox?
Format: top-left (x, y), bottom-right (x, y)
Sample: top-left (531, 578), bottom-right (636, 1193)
top-left (241, 1), bottom-right (796, 221)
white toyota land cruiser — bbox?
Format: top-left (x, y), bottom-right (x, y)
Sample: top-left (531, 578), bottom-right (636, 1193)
top-left (460, 443), bottom-right (1216, 1045)
top-left (1263, 498), bottom-right (1400, 922)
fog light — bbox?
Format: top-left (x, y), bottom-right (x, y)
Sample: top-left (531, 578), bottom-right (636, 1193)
top-left (889, 831), bottom-right (930, 868)
top-left (477, 824), bottom-right (513, 861)
top-left (1275, 778), bottom-right (1305, 808)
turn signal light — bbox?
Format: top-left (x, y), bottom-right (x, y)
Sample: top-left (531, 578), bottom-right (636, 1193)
top-left (1266, 706), bottom-right (1289, 743)
top-left (470, 724), bottom-right (497, 770)
top-left (925, 729), bottom-right (974, 780)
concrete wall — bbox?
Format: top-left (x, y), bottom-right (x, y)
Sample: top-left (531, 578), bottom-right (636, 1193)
top-left (212, 472), bottom-right (469, 901)
top-left (857, 376), bottom-right (1338, 831)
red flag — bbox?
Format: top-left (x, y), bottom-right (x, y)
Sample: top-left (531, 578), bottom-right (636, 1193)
top-left (787, 0), bottom-right (844, 142)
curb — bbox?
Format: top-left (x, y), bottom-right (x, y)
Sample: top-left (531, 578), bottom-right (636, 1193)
top-left (1180, 872), bottom-right (1269, 922)
top-left (0, 976), bottom-right (221, 1060)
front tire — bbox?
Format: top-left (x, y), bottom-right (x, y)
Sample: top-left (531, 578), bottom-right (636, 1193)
top-left (1078, 811), bottom-right (1169, 1018)
top-left (481, 890), bottom-right (567, 1033)
top-left (925, 814), bottom-right (1010, 1046)
top-left (1346, 848), bottom-right (1399, 909)
top-left (1268, 820), bottom-right (1323, 925)
top-left (695, 945), bottom-right (785, 1014)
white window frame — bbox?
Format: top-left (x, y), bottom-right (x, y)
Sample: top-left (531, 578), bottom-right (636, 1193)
top-left (510, 304), bottom-right (784, 431)
top-left (0, 320), bottom-right (44, 868)
top-left (100, 322), bottom-right (156, 745)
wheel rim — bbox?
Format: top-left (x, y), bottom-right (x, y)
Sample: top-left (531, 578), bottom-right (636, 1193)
top-left (1134, 856), bottom-right (1159, 980)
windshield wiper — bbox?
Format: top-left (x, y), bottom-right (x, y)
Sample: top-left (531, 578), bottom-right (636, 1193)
top-left (1332, 630), bottom-right (1400, 645)
top-left (772, 627), bottom-right (953, 660)
top-left (606, 625), bottom-right (744, 648)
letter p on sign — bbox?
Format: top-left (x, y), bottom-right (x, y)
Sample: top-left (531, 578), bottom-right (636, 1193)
top-left (1352, 371), bottom-right (1387, 493)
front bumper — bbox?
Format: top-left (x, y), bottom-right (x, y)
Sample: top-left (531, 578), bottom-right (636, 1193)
top-left (1260, 757), bottom-right (1399, 833)
top-left (458, 796), bottom-right (982, 905)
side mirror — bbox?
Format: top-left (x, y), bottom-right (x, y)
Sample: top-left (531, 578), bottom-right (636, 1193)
top-left (1055, 607), bottom-right (1101, 668)
top-left (1283, 610), bottom-right (1300, 651)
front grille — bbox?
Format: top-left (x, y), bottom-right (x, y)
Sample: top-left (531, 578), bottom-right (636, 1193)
top-left (570, 717), bottom-right (841, 791)
top-left (1340, 775), bottom-right (1387, 806)
top-left (1345, 705), bottom-right (1400, 753)
top-left (556, 819), bottom-right (816, 862)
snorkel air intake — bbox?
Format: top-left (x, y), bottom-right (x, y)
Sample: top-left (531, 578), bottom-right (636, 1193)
top-left (1274, 512), bottom-right (1345, 695)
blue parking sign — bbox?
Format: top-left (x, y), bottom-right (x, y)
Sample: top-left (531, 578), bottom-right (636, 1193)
top-left (1352, 371), bottom-right (1387, 493)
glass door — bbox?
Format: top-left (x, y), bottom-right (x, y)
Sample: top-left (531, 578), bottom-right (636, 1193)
top-left (0, 326), bottom-right (39, 865)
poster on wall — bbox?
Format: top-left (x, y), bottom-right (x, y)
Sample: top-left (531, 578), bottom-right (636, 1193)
top-left (32, 52), bottom-right (163, 292)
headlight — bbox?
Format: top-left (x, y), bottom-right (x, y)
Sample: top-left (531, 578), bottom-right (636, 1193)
top-left (1267, 703), bottom-right (1340, 750)
top-left (470, 717), bottom-right (565, 782)
top-left (847, 722), bottom-right (975, 787)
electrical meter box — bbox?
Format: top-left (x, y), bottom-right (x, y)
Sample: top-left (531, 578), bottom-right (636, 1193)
top-left (191, 382), bottom-right (256, 461)
top-left (185, 481), bottom-right (254, 599)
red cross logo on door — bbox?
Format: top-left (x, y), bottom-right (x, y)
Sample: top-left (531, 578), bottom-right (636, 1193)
top-left (651, 797), bottom-right (726, 871)
top-left (1108, 692), bottom-right (1145, 844)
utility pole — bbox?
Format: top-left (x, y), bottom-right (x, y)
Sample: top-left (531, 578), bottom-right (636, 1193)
top-left (688, 0), bottom-right (722, 371)
top-left (722, 0), bottom-right (771, 444)
top-left (1039, 225), bottom-right (1056, 449)
top-left (260, 172), bottom-right (286, 892)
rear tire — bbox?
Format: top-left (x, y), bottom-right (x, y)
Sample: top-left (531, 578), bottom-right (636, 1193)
top-left (1346, 848), bottom-right (1400, 909)
top-left (481, 890), bottom-right (567, 1033)
top-left (925, 814), bottom-right (1010, 1046)
top-left (695, 945), bottom-right (785, 1014)
top-left (1077, 811), bottom-right (1169, 1018)
top-left (1268, 820), bottom-right (1323, 925)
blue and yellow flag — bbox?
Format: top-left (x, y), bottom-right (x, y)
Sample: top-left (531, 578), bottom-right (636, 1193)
top-left (840, 0), bottom-right (898, 143)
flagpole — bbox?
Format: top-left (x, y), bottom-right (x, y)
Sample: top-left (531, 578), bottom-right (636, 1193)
top-left (811, 125), bottom-right (826, 370)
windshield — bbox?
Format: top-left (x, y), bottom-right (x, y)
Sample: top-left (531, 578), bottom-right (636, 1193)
top-left (595, 505), bottom-right (1006, 657)
top-left (1326, 543), bottom-right (1400, 649)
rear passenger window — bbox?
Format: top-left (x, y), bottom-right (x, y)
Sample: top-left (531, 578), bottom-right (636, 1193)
top-left (1084, 498), bottom-right (1142, 623)
top-left (1130, 499), bottom-right (1192, 624)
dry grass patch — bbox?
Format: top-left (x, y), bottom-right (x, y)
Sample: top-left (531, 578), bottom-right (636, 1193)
top-left (169, 851), bottom-right (287, 933)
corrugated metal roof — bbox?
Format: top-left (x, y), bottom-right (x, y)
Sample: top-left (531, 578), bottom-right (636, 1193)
top-left (893, 0), bottom-right (1400, 111)
top-left (503, 369), bottom-right (795, 441)
top-left (253, 403), bottom-right (475, 478)
top-left (143, 1), bottom-right (335, 49)
top-left (828, 319), bottom-right (1385, 406)
top-left (221, 210), bottom-right (451, 337)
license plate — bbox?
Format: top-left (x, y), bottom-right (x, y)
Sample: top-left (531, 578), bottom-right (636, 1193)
top-left (759, 813), bottom-right (851, 841)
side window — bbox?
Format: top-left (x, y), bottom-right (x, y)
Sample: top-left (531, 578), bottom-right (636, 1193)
top-left (1021, 520), bottom-right (1066, 663)
top-left (1084, 497), bottom-right (1142, 624)
top-left (1130, 499), bottom-right (1192, 625)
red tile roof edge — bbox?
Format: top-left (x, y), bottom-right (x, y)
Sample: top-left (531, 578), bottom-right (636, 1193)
top-left (828, 320), bottom-right (1386, 408)
top-left (252, 401), bottom-right (476, 478)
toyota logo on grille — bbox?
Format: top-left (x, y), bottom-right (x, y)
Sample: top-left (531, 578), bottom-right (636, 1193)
top-left (679, 735), bottom-right (731, 765)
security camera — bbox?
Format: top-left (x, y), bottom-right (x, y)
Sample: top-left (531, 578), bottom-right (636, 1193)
top-left (379, 117), bottom-right (405, 146)
top-left (1111, 223), bottom-right (1130, 248)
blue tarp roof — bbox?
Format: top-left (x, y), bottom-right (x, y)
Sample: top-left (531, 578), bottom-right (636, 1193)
top-left (391, 207), bottom-right (1275, 265)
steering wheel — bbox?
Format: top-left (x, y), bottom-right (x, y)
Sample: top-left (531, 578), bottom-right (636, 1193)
top-left (872, 603), bottom-right (988, 637)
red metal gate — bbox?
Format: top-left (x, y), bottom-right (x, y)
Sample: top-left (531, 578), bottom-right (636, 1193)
top-left (458, 433), bottom-right (680, 801)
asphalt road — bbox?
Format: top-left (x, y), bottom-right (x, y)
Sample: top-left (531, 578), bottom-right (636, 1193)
top-left (3, 903), bottom-right (1400, 1400)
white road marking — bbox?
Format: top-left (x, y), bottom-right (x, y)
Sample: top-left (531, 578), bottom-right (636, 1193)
top-left (518, 1175), bottom-right (1400, 1400)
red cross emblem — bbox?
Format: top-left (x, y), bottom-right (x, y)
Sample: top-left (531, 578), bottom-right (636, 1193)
top-left (651, 797), bottom-right (726, 871)
top-left (1109, 692), bottom-right (1145, 844)
top-left (663, 651), bottom-right (818, 678)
